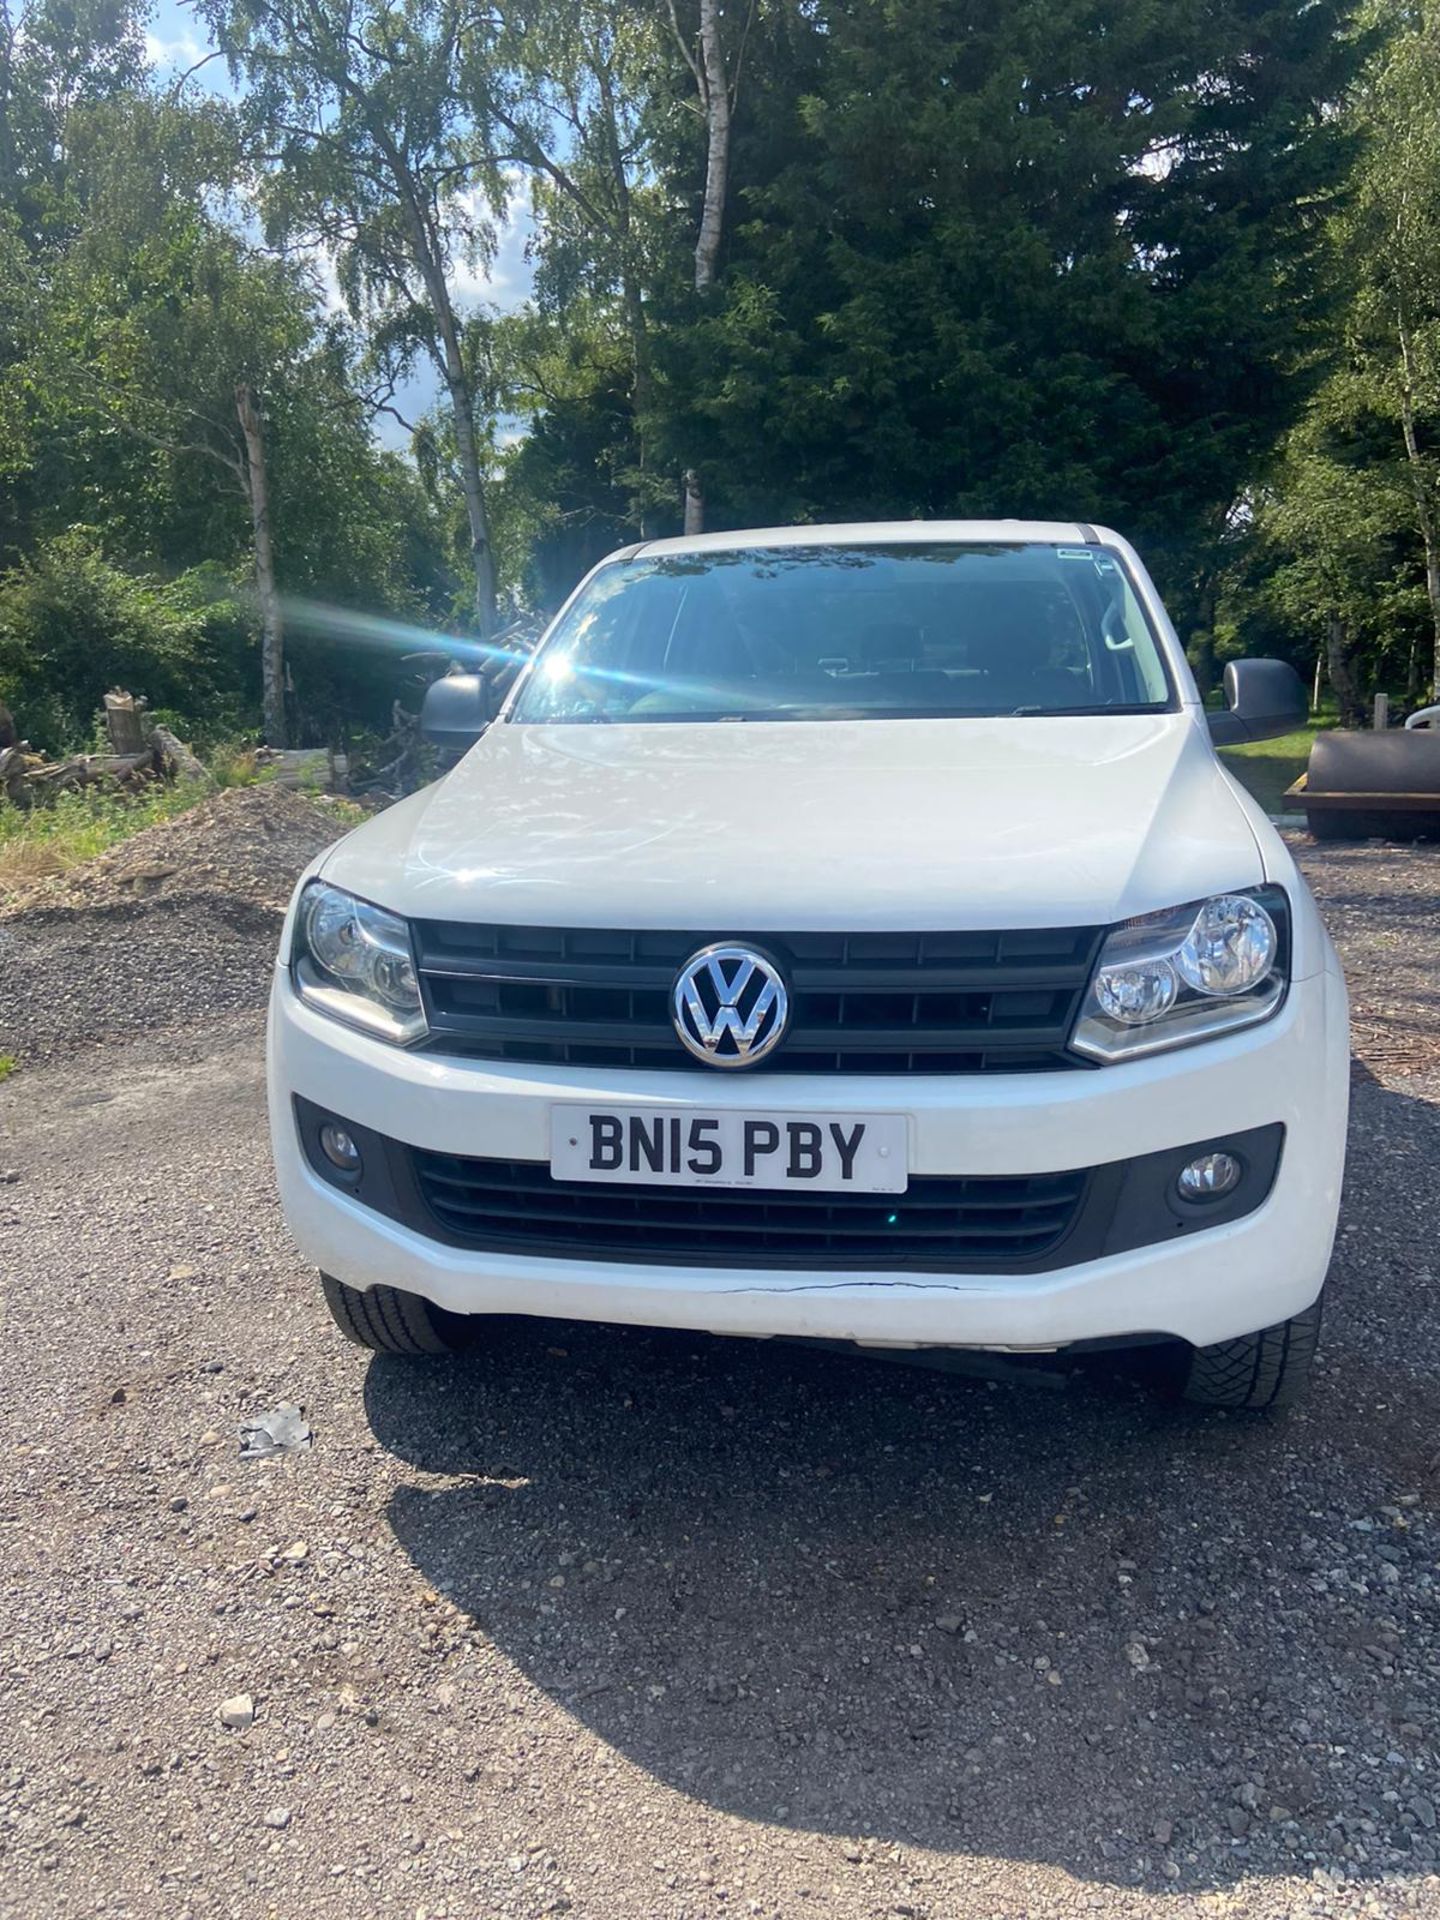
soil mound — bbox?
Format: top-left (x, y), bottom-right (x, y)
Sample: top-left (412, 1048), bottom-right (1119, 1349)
top-left (0, 784), bottom-right (347, 922)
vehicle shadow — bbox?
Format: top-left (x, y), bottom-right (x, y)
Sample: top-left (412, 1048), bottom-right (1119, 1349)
top-left (365, 1075), bottom-right (1440, 1892)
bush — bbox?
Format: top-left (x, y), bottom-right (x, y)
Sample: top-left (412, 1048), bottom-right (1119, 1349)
top-left (0, 532), bottom-right (257, 753)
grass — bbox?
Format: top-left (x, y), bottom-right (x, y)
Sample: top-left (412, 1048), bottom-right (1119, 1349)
top-left (1218, 718), bottom-right (1334, 816)
top-left (0, 780), bottom-right (211, 898)
top-left (207, 742), bottom-right (278, 790)
top-left (0, 1055), bottom-right (14, 1083)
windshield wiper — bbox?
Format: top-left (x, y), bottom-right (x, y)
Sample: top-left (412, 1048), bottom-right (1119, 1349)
top-left (1007, 704), bottom-right (1153, 718)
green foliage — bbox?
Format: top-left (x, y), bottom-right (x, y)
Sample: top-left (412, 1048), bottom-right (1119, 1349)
top-left (639, 0), bottom-right (1358, 613)
top-left (2, 0), bottom-right (1433, 738)
top-left (1219, 0), bottom-right (1440, 711)
top-left (0, 0), bottom-right (149, 252)
top-left (0, 534), bottom-right (254, 751)
top-left (0, 1053), bottom-right (14, 1081)
top-left (1265, 394), bottom-right (1420, 664)
top-left (1, 78), bottom-right (458, 743)
top-left (492, 310), bottom-right (642, 605)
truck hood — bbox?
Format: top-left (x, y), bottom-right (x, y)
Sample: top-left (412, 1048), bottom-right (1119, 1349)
top-left (322, 713), bottom-right (1262, 931)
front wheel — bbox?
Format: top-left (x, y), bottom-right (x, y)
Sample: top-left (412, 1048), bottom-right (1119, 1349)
top-left (1179, 1292), bottom-right (1324, 1409)
top-left (320, 1273), bottom-right (468, 1354)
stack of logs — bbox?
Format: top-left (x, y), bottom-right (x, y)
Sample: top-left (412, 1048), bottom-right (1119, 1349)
top-left (0, 691), bottom-right (206, 808)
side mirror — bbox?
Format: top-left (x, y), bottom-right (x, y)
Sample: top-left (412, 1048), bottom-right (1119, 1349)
top-left (421, 673), bottom-right (492, 752)
top-left (1207, 659), bottom-right (1308, 745)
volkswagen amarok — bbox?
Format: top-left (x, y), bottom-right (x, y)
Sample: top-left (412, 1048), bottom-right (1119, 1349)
top-left (268, 522), bottom-right (1348, 1406)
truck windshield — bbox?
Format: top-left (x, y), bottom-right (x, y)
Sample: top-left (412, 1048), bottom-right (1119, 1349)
top-left (509, 542), bottom-right (1175, 725)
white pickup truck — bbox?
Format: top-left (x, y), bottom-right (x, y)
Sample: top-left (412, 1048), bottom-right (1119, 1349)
top-left (268, 522), bottom-right (1349, 1407)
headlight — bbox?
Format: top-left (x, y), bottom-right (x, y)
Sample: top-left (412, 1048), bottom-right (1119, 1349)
top-left (1072, 887), bottom-right (1288, 1063)
top-left (291, 881), bottom-right (427, 1045)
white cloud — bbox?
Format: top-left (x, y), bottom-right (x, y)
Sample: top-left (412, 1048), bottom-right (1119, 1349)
top-left (145, 28), bottom-right (209, 71)
top-left (447, 183), bottom-right (535, 312)
top-left (310, 247), bottom-right (349, 318)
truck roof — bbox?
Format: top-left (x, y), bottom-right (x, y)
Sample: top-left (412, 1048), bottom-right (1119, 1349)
top-left (630, 519), bottom-right (1120, 558)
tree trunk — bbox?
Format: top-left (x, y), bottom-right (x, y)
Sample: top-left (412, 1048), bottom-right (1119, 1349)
top-left (1405, 622), bottom-right (1423, 707)
top-left (387, 149), bottom-right (497, 637)
top-left (592, 46), bottom-right (650, 534)
top-left (1397, 315), bottom-right (1440, 700)
top-left (235, 383), bottom-right (286, 748)
top-left (680, 0), bottom-right (737, 536)
top-left (433, 295), bottom-right (497, 639)
top-left (1326, 614), bottom-right (1364, 730)
top-left (693, 0), bottom-right (732, 296)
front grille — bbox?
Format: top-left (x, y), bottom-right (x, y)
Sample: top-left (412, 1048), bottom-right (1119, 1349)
top-left (411, 1151), bottom-right (1089, 1270)
top-left (413, 922), bottom-right (1105, 1073)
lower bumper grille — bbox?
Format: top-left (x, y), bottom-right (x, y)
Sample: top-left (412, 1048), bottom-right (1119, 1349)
top-left (412, 1152), bottom-right (1088, 1267)
top-left (291, 1098), bottom-right (1285, 1278)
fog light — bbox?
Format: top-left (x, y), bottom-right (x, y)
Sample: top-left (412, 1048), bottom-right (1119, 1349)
top-left (319, 1123), bottom-right (362, 1175)
top-left (1177, 1151), bottom-right (1241, 1202)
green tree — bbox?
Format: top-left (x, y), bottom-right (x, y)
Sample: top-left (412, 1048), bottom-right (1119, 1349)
top-left (1256, 379), bottom-right (1420, 724)
top-left (634, 0), bottom-right (1358, 617)
top-left (491, 304), bottom-right (643, 602)
top-left (0, 531), bottom-right (251, 750)
top-left (662, 0), bottom-right (754, 530)
top-left (1334, 0), bottom-right (1440, 698)
top-left (7, 87), bottom-right (452, 743)
top-left (199, 0), bottom-right (507, 634)
top-left (37, 95), bottom-right (325, 741)
top-left (0, 0), bottom-right (146, 249)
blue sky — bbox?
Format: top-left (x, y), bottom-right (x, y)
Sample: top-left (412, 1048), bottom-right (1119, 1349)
top-left (144, 0), bottom-right (222, 85)
top-left (142, 1), bottom-right (536, 449)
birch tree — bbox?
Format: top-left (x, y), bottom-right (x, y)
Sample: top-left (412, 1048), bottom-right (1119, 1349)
top-left (663, 0), bottom-right (753, 531)
top-left (663, 0), bottom-right (752, 294)
top-left (464, 3), bottom-right (662, 523)
top-left (201, 0), bottom-right (505, 635)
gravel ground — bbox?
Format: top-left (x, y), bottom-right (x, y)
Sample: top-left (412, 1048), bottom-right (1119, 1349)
top-left (1285, 836), bottom-right (1440, 1080)
top-left (0, 832), bottom-right (1437, 1919)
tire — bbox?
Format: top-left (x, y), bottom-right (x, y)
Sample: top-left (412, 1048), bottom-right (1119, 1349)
top-left (1179, 1292), bottom-right (1323, 1409)
top-left (320, 1272), bottom-right (465, 1355)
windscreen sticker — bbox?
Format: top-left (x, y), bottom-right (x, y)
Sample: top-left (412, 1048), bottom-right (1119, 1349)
top-left (1059, 547), bottom-right (1123, 578)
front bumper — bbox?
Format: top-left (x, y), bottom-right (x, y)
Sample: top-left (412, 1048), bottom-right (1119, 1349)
top-left (267, 962), bottom-right (1349, 1352)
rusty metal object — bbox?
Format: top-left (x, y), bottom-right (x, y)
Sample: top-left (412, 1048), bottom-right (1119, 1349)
top-left (1288, 729), bottom-right (1440, 839)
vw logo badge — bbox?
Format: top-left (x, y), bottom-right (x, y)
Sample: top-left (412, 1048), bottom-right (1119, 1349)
top-left (672, 944), bottom-right (790, 1068)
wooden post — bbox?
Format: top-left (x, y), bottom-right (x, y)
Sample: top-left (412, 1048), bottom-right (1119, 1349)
top-left (683, 469), bottom-right (704, 535)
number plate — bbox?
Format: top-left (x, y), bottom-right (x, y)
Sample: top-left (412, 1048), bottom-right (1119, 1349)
top-left (549, 1107), bottom-right (908, 1194)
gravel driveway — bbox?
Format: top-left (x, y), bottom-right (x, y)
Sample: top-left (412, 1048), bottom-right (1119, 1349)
top-left (1, 824), bottom-right (1438, 1919)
